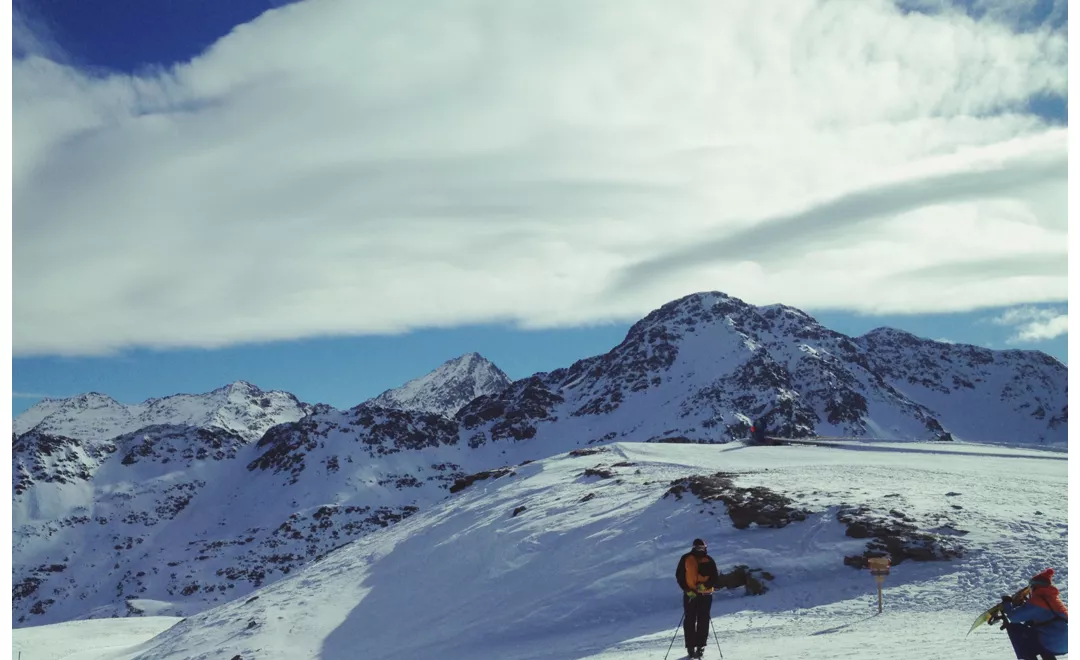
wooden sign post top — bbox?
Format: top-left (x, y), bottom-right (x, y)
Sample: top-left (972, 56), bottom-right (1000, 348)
top-left (868, 557), bottom-right (891, 579)
top-left (867, 557), bottom-right (891, 613)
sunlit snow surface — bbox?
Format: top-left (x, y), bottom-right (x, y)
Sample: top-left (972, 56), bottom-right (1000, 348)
top-left (13, 441), bottom-right (1067, 660)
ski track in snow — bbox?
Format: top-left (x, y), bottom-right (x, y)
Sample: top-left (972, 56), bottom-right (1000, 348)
top-left (12, 440), bottom-right (1067, 660)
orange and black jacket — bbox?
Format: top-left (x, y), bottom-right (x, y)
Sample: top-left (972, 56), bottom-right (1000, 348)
top-left (678, 552), bottom-right (719, 593)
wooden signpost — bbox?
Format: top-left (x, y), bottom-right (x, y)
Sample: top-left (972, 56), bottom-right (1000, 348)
top-left (868, 557), bottom-right (891, 613)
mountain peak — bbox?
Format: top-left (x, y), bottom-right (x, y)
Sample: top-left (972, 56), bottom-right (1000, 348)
top-left (209, 380), bottom-right (263, 394)
top-left (74, 391), bottom-right (121, 403)
top-left (366, 353), bottom-right (513, 417)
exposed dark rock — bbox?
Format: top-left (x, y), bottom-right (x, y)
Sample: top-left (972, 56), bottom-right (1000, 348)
top-left (12, 431), bottom-right (117, 494)
top-left (664, 473), bottom-right (810, 529)
top-left (29, 599), bottom-right (55, 615)
top-left (449, 467), bottom-right (514, 494)
top-left (837, 506), bottom-right (965, 566)
top-left (13, 577), bottom-right (42, 601)
top-left (583, 467), bottom-right (616, 479)
top-left (569, 447), bottom-right (608, 458)
top-left (457, 377), bottom-right (564, 442)
top-left (249, 406), bottom-right (459, 483)
top-left (713, 565), bottom-right (774, 595)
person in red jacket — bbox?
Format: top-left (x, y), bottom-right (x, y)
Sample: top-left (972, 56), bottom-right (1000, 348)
top-left (675, 538), bottom-right (719, 658)
top-left (1000, 568), bottom-right (1068, 660)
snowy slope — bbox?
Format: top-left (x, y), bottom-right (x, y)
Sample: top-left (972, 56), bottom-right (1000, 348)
top-left (366, 352), bottom-right (512, 417)
top-left (11, 291), bottom-right (1067, 630)
top-left (13, 381), bottom-right (311, 443)
top-left (18, 440), bottom-right (1063, 660)
top-left (457, 293), bottom-right (1066, 448)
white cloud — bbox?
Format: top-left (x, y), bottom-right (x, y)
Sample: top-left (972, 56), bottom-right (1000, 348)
top-left (12, 4), bottom-right (68, 63)
top-left (12, 0), bottom-right (1068, 356)
top-left (991, 305), bottom-right (1069, 343)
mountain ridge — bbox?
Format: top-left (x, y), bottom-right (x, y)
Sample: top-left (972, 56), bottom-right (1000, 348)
top-left (12, 290), bottom-right (1067, 627)
top-left (13, 380), bottom-right (312, 443)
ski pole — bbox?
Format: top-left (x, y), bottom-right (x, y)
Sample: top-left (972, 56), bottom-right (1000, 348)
top-left (709, 618), bottom-right (724, 659)
top-left (663, 612), bottom-right (685, 660)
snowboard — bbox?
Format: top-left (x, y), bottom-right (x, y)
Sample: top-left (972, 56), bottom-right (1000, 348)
top-left (967, 586), bottom-right (1030, 636)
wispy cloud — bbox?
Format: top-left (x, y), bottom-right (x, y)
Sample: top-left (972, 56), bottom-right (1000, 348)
top-left (13, 1), bottom-right (69, 63)
top-left (609, 136), bottom-right (1065, 295)
top-left (991, 306), bottom-right (1068, 343)
top-left (12, 391), bottom-right (56, 399)
top-left (12, 0), bottom-right (1068, 356)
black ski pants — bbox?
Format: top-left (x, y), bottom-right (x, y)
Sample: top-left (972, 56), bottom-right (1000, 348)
top-left (682, 592), bottom-right (712, 651)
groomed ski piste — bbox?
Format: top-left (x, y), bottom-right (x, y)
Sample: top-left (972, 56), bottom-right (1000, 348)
top-left (13, 440), bottom-right (1068, 660)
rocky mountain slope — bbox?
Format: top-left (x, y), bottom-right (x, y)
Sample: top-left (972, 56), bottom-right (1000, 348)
top-left (366, 352), bottom-right (512, 417)
top-left (456, 293), bottom-right (1066, 448)
top-left (12, 291), bottom-right (1067, 627)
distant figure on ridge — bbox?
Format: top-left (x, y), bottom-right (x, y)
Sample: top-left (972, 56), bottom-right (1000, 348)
top-left (750, 418), bottom-right (768, 445)
top-left (675, 538), bottom-right (719, 658)
top-left (995, 568), bottom-right (1068, 660)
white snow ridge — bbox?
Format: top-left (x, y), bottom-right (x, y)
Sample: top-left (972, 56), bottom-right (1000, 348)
top-left (11, 292), bottom-right (1067, 660)
top-left (13, 380), bottom-right (310, 442)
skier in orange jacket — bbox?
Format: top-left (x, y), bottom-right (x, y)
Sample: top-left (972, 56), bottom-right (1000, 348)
top-left (675, 539), bottom-right (719, 658)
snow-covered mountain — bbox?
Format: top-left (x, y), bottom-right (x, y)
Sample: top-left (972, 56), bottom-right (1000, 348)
top-left (456, 292), bottom-right (1066, 448)
top-left (366, 352), bottom-right (512, 417)
top-left (12, 401), bottom-right (489, 627)
top-left (16, 441), bottom-right (1067, 660)
top-left (12, 291), bottom-right (1067, 629)
top-left (13, 381), bottom-right (311, 443)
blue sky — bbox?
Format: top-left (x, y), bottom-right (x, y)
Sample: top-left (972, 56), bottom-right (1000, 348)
top-left (12, 0), bottom-right (1068, 417)
top-left (12, 302), bottom-right (1067, 416)
top-left (13, 0), bottom-right (303, 70)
